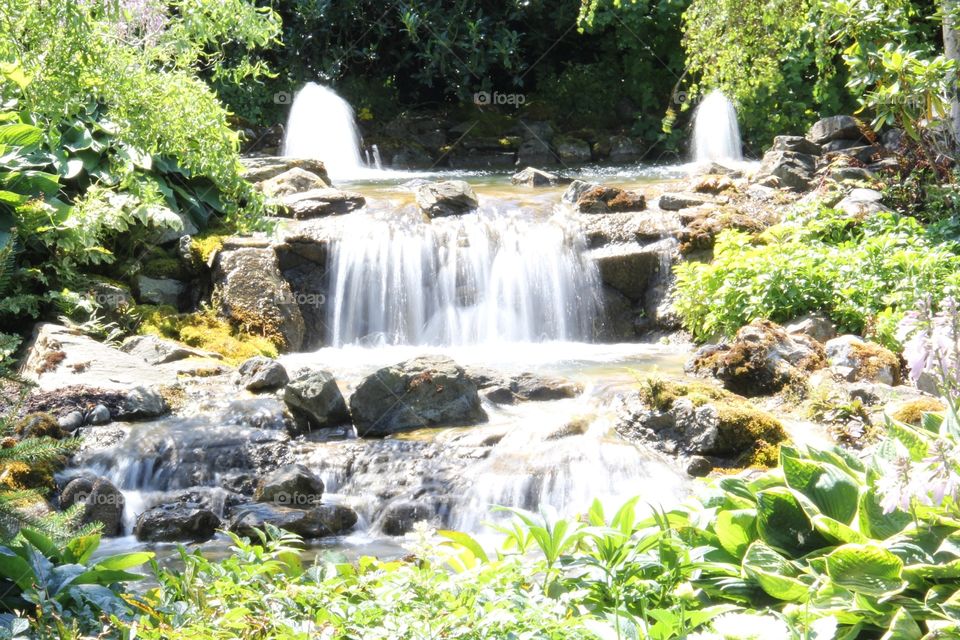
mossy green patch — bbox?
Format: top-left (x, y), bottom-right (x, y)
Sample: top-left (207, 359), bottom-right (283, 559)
top-left (890, 397), bottom-right (945, 425)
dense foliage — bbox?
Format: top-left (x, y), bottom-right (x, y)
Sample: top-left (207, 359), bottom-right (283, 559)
top-left (674, 203), bottom-right (960, 347)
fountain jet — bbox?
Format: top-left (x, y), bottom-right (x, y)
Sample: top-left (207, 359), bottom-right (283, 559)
top-left (692, 90), bottom-right (743, 164)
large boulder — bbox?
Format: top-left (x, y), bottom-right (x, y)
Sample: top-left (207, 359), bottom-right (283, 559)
top-left (807, 116), bottom-right (865, 145)
top-left (214, 246), bottom-right (305, 351)
top-left (755, 150), bottom-right (818, 191)
top-left (259, 167), bottom-right (328, 197)
top-left (254, 463), bottom-right (324, 506)
top-left (516, 138), bottom-right (558, 166)
top-left (238, 356), bottom-right (289, 392)
top-left (135, 276), bottom-right (184, 308)
top-left (835, 188), bottom-right (891, 216)
top-left (60, 477), bottom-right (125, 536)
top-left (282, 369), bottom-right (350, 434)
top-left (279, 188), bottom-right (366, 219)
top-left (609, 135), bottom-right (641, 163)
top-left (134, 503), bottom-right (221, 542)
top-left (21, 324), bottom-right (178, 391)
top-left (120, 335), bottom-right (221, 365)
top-left (590, 244), bottom-right (664, 302)
top-left (688, 320), bottom-right (827, 396)
top-left (230, 502), bottom-right (357, 539)
top-left (785, 313), bottom-right (837, 344)
top-left (554, 136), bottom-right (592, 164)
top-left (118, 386), bottom-right (169, 419)
top-left (771, 135), bottom-right (822, 156)
top-left (415, 181), bottom-right (479, 218)
top-left (825, 335), bottom-right (900, 386)
top-left (349, 356), bottom-right (487, 437)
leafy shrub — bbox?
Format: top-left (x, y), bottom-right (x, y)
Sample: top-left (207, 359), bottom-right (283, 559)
top-left (674, 206), bottom-right (960, 346)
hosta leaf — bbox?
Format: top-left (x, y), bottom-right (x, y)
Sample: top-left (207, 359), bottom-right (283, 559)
top-left (858, 489), bottom-right (911, 539)
top-left (756, 487), bottom-right (827, 556)
top-left (742, 541), bottom-right (811, 602)
top-left (782, 451), bottom-right (859, 524)
top-left (714, 509), bottom-right (757, 559)
top-left (880, 607), bottom-right (921, 640)
top-left (812, 514), bottom-right (867, 544)
top-left (904, 559), bottom-right (960, 581)
top-left (885, 418), bottom-right (930, 461)
top-left (826, 543), bottom-right (907, 597)
top-left (0, 123), bottom-right (42, 148)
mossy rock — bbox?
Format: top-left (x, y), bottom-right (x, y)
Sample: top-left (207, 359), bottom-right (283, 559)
top-left (638, 377), bottom-right (730, 411)
top-left (0, 459), bottom-right (57, 492)
top-left (141, 257), bottom-right (190, 280)
top-left (888, 397), bottom-right (945, 426)
top-left (190, 234), bottom-right (226, 265)
top-left (14, 413), bottom-right (65, 439)
top-left (714, 403), bottom-right (787, 455)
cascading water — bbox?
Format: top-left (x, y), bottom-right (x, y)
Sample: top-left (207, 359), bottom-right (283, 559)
top-left (692, 90), bottom-right (743, 163)
top-left (325, 206), bottom-right (602, 347)
top-left (282, 82), bottom-right (365, 180)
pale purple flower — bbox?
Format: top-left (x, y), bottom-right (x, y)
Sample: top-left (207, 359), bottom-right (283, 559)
top-left (876, 442), bottom-right (916, 514)
top-left (918, 438), bottom-right (960, 507)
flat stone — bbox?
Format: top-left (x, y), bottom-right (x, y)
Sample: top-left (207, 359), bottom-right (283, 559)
top-left (120, 335), bottom-right (221, 365)
top-left (414, 181), bottom-right (479, 217)
top-left (510, 167), bottom-right (569, 187)
top-left (279, 188), bottom-right (365, 219)
top-left (259, 167), bottom-right (328, 197)
top-left (658, 192), bottom-right (710, 211)
top-left (135, 276), bottom-right (185, 307)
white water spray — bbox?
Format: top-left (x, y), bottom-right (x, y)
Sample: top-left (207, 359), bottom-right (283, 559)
top-left (282, 82), bottom-right (365, 180)
top-left (325, 208), bottom-right (601, 347)
top-left (693, 90), bottom-right (743, 163)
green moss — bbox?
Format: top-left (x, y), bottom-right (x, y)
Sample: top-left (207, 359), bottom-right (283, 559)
top-left (890, 397), bottom-right (945, 425)
top-left (850, 341), bottom-right (901, 383)
top-left (141, 257), bottom-right (189, 280)
top-left (0, 460), bottom-right (57, 492)
top-left (715, 403), bottom-right (787, 455)
top-left (14, 413), bottom-right (64, 439)
top-left (637, 376), bottom-right (731, 411)
top-left (190, 234), bottom-right (226, 265)
top-left (736, 440), bottom-right (781, 468)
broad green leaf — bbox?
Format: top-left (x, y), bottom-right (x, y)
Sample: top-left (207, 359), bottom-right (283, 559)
top-left (714, 509), bottom-right (757, 558)
top-left (64, 534), bottom-right (101, 565)
top-left (826, 543), bottom-right (907, 597)
top-left (93, 551), bottom-right (154, 572)
top-left (904, 559), bottom-right (960, 581)
top-left (742, 541), bottom-right (811, 602)
top-left (756, 487), bottom-right (826, 556)
top-left (438, 530), bottom-right (489, 564)
top-left (858, 489), bottom-right (911, 539)
top-left (885, 417), bottom-right (930, 461)
top-left (812, 514), bottom-right (867, 544)
top-left (0, 123), bottom-right (42, 148)
top-left (0, 547), bottom-right (34, 589)
top-left (782, 451), bottom-right (859, 524)
top-left (880, 607), bottom-right (921, 640)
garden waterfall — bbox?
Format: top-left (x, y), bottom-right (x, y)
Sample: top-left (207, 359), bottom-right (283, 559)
top-left (325, 208), bottom-right (602, 347)
top-left (693, 90), bottom-right (743, 163)
top-left (282, 82), bottom-right (365, 179)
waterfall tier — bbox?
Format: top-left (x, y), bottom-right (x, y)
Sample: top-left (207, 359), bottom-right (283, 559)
top-left (693, 90), bottom-right (743, 163)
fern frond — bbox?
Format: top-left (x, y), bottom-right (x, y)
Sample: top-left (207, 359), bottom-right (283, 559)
top-left (0, 233), bottom-right (17, 298)
top-left (0, 436), bottom-right (79, 463)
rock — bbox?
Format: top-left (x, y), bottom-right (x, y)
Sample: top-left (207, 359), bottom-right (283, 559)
top-left (214, 247), bottom-right (305, 351)
top-left (835, 188), bottom-right (891, 216)
top-left (59, 411), bottom-right (85, 431)
top-left (119, 386), bottom-right (169, 419)
top-left (349, 356), bottom-right (487, 437)
top-left (516, 138), bottom-right (557, 166)
top-left (279, 188), bottom-right (366, 219)
top-left (693, 175), bottom-right (736, 195)
top-left (414, 181), bottom-right (479, 218)
top-left (135, 503), bottom-right (221, 542)
top-left (785, 313), bottom-right (837, 344)
top-left (511, 167), bottom-right (569, 187)
top-left (686, 456), bottom-right (713, 477)
top-left (565, 183), bottom-right (645, 214)
top-left (598, 286), bottom-right (636, 341)
top-left (88, 404), bottom-right (111, 425)
top-left (254, 464), bottom-right (324, 506)
top-left (259, 167), bottom-right (328, 197)
top-left (120, 335), bottom-right (221, 365)
top-left (807, 116), bottom-right (864, 145)
top-left (609, 135), bottom-right (641, 162)
top-left (688, 320), bottom-right (827, 396)
top-left (238, 356), bottom-right (289, 392)
top-left (376, 498), bottom-right (437, 535)
top-left (61, 477), bottom-right (125, 536)
top-left (590, 244), bottom-right (664, 302)
top-left (283, 370), bottom-right (350, 433)
top-left (825, 335), bottom-right (900, 385)
top-left (230, 502), bottom-right (357, 539)
top-left (135, 276), bottom-right (184, 308)
top-left (469, 369), bottom-right (582, 404)
top-left (830, 167), bottom-right (876, 183)
top-left (390, 143), bottom-right (434, 168)
top-left (21, 324), bottom-right (178, 391)
top-left (827, 144), bottom-right (884, 165)
top-left (240, 157), bottom-right (331, 185)
top-left (554, 136), bottom-right (591, 164)
top-left (772, 135), bottom-right (822, 156)
top-left (155, 209), bottom-right (199, 245)
top-left (658, 192), bottom-right (710, 211)
top-left (756, 150), bottom-right (817, 191)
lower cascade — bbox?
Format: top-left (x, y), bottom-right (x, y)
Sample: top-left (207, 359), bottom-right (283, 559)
top-left (325, 207), bottom-right (602, 347)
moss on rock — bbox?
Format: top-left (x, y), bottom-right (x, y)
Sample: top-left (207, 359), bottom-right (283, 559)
top-left (14, 413), bottom-right (65, 439)
top-left (889, 397), bottom-right (945, 425)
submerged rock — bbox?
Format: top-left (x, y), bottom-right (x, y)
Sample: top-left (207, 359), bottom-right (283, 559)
top-left (230, 502), bottom-right (357, 539)
top-left (254, 463), bottom-right (324, 506)
top-left (468, 369), bottom-right (582, 404)
top-left (825, 335), bottom-right (900, 386)
top-left (349, 356), bottom-right (487, 437)
top-left (238, 356), bottom-right (289, 392)
top-left (283, 370), bottom-right (350, 434)
top-left (414, 180), bottom-right (479, 218)
top-left (135, 503), bottom-right (221, 542)
top-left (688, 320), bottom-right (826, 396)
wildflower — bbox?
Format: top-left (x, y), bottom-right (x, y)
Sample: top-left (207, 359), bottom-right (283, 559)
top-left (917, 438), bottom-right (960, 507)
top-left (875, 441), bottom-right (917, 514)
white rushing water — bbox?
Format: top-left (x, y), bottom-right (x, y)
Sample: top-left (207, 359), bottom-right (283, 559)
top-left (325, 206), bottom-right (602, 347)
top-left (693, 90), bottom-right (743, 164)
top-left (282, 82), bottom-right (365, 180)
